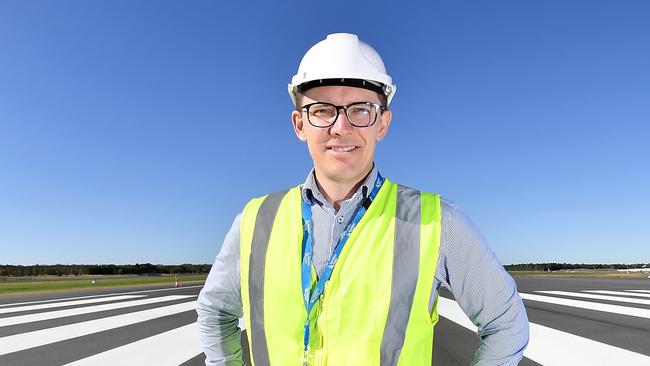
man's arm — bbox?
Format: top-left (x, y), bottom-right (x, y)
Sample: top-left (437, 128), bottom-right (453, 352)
top-left (436, 198), bottom-right (529, 365)
top-left (196, 213), bottom-right (244, 366)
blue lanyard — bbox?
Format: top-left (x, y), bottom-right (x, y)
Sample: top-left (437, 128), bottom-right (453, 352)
top-left (300, 172), bottom-right (384, 354)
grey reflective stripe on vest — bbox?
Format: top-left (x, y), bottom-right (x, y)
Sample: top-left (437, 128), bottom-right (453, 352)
top-left (248, 190), bottom-right (288, 366)
top-left (380, 185), bottom-right (421, 366)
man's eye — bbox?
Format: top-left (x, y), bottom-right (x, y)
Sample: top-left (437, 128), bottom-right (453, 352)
top-left (312, 107), bottom-right (335, 116)
top-left (350, 107), bottom-right (370, 114)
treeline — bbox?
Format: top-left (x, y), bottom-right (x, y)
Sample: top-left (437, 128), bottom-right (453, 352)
top-left (0, 263), bottom-right (211, 277)
top-left (505, 263), bottom-right (649, 272)
top-left (4, 262), bottom-right (648, 276)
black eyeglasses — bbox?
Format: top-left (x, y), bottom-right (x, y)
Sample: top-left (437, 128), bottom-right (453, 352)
top-left (301, 101), bottom-right (386, 128)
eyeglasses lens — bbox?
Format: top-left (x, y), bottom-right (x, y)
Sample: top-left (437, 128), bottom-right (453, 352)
top-left (307, 103), bottom-right (377, 127)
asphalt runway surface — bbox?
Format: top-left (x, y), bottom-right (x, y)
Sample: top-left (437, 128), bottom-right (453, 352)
top-left (1, 276), bottom-right (649, 365)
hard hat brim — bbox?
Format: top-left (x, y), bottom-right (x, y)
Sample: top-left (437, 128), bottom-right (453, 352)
top-left (296, 78), bottom-right (385, 97)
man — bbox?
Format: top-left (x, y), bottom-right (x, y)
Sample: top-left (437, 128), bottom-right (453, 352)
top-left (197, 33), bottom-right (529, 365)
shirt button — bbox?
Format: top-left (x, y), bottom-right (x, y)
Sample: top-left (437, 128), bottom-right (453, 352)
top-left (337, 216), bottom-right (343, 223)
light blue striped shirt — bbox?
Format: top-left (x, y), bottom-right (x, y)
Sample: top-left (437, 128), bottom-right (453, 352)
top-left (196, 165), bottom-right (529, 365)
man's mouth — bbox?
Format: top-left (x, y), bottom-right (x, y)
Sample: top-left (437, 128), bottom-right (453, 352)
top-left (327, 145), bottom-right (357, 152)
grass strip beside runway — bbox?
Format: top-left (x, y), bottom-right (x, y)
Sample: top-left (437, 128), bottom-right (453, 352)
top-left (0, 275), bottom-right (207, 295)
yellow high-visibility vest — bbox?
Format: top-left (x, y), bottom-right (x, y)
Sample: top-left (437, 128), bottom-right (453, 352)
top-left (240, 179), bottom-right (441, 365)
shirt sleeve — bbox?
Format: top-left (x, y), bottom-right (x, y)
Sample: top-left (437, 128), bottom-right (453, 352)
top-left (196, 213), bottom-right (244, 366)
top-left (435, 198), bottom-right (529, 365)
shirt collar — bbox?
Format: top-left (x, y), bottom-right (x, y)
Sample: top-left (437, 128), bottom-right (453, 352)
top-left (301, 164), bottom-right (378, 206)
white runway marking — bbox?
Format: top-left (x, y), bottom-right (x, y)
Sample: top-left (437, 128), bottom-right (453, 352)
top-left (0, 294), bottom-right (138, 308)
top-left (0, 300), bottom-right (197, 356)
top-left (520, 293), bottom-right (650, 319)
top-left (536, 291), bottom-right (650, 305)
top-left (0, 285), bottom-right (203, 309)
top-left (585, 290), bottom-right (650, 299)
top-left (110, 285), bottom-right (203, 296)
top-left (2, 287), bottom-right (647, 365)
top-left (62, 323), bottom-right (202, 366)
top-left (437, 297), bottom-right (650, 366)
top-left (0, 295), bottom-right (192, 327)
top-left (437, 297), bottom-right (475, 329)
top-left (525, 323), bottom-right (650, 365)
top-left (0, 295), bottom-right (144, 315)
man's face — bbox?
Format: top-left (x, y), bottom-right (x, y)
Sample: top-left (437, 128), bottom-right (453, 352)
top-left (291, 85), bottom-right (392, 185)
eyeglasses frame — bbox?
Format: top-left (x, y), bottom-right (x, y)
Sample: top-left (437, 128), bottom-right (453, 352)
top-left (300, 101), bottom-right (387, 128)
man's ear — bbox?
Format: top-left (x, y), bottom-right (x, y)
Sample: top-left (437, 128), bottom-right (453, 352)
top-left (292, 110), bottom-right (307, 142)
top-left (376, 109), bottom-right (392, 141)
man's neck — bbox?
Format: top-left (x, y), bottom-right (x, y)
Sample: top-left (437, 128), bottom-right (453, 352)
top-left (314, 166), bottom-right (373, 212)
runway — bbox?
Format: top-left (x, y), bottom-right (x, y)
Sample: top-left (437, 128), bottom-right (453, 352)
top-left (0, 276), bottom-right (648, 365)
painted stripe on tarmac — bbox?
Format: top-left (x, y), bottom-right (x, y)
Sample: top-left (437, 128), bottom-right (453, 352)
top-left (0, 300), bottom-right (197, 356)
top-left (525, 323), bottom-right (650, 365)
top-left (585, 290), bottom-right (650, 299)
top-left (0, 285), bottom-right (203, 309)
top-left (0, 295), bottom-right (145, 315)
top-left (627, 290), bottom-right (650, 293)
top-left (535, 291), bottom-right (650, 305)
top-left (520, 293), bottom-right (650, 319)
top-left (437, 297), bottom-right (475, 329)
top-left (0, 295), bottom-right (192, 327)
top-left (106, 285), bottom-right (203, 296)
top-left (0, 294), bottom-right (137, 308)
top-left (62, 323), bottom-right (202, 366)
top-left (437, 297), bottom-right (650, 366)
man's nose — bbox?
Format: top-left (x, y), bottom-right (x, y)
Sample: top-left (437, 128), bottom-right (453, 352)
top-left (330, 107), bottom-right (354, 134)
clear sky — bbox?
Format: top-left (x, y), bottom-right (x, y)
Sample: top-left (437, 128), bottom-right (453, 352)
top-left (1, 1), bottom-right (648, 266)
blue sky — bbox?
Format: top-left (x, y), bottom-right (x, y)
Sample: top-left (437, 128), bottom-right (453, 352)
top-left (1, 1), bottom-right (648, 265)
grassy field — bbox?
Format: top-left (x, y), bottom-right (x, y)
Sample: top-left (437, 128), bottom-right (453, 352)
top-left (508, 270), bottom-right (650, 279)
top-left (0, 274), bottom-right (207, 296)
top-left (2, 271), bottom-right (646, 296)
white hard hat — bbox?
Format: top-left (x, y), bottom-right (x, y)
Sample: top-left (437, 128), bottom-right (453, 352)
top-left (288, 33), bottom-right (397, 106)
